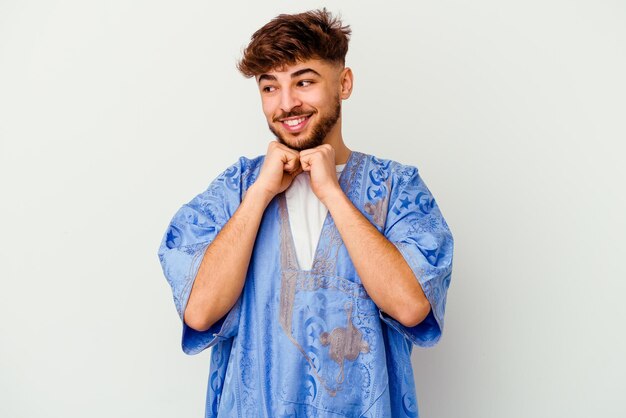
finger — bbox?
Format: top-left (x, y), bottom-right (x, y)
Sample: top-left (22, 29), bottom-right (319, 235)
top-left (268, 140), bottom-right (299, 161)
top-left (283, 147), bottom-right (302, 167)
top-left (274, 141), bottom-right (301, 158)
top-left (299, 153), bottom-right (313, 171)
top-left (289, 166), bottom-right (304, 179)
top-left (300, 148), bottom-right (331, 164)
top-left (283, 149), bottom-right (301, 162)
top-left (298, 148), bottom-right (319, 158)
top-left (283, 155), bottom-right (301, 173)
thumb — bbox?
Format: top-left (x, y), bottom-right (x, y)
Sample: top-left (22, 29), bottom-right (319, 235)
top-left (283, 154), bottom-right (300, 173)
top-left (300, 156), bottom-right (312, 171)
top-left (289, 166), bottom-right (304, 179)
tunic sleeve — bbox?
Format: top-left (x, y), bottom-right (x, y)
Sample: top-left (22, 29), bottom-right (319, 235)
top-left (157, 158), bottom-right (246, 355)
top-left (380, 164), bottom-right (454, 347)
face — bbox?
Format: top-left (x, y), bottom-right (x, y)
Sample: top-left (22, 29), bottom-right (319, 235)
top-left (256, 59), bottom-right (351, 151)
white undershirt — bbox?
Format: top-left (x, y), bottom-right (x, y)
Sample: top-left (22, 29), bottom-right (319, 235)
top-left (285, 164), bottom-right (346, 270)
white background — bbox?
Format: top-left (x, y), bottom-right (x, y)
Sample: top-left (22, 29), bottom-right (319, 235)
top-left (1, 1), bottom-right (625, 417)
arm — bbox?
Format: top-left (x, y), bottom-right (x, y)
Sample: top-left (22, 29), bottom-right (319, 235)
top-left (324, 191), bottom-right (431, 327)
top-left (184, 142), bottom-right (302, 331)
top-left (183, 185), bottom-right (271, 331)
top-left (300, 145), bottom-right (431, 328)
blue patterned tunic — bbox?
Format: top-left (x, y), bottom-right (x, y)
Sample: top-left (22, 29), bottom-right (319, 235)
top-left (158, 151), bottom-right (454, 417)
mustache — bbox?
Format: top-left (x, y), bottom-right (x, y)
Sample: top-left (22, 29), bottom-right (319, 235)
top-left (273, 108), bottom-right (315, 122)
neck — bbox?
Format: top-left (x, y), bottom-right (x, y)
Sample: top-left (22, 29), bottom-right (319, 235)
top-left (323, 118), bottom-right (351, 164)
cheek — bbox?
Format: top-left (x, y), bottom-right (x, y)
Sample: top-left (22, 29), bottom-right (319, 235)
top-left (305, 90), bottom-right (332, 110)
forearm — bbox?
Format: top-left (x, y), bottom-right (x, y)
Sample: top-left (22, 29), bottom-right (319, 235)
top-left (324, 191), bottom-right (431, 327)
top-left (184, 185), bottom-right (273, 331)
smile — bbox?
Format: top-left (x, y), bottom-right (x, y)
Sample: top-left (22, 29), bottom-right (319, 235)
top-left (280, 115), bottom-right (311, 133)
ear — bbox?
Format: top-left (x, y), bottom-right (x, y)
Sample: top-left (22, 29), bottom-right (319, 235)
top-left (339, 67), bottom-right (353, 100)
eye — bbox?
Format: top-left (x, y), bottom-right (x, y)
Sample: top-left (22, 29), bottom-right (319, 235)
top-left (262, 85), bottom-right (276, 93)
top-left (298, 80), bottom-right (314, 87)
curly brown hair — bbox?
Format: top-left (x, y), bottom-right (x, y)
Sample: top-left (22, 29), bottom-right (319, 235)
top-left (237, 8), bottom-right (351, 78)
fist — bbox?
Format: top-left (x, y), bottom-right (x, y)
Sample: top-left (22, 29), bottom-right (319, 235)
top-left (254, 141), bottom-right (302, 198)
top-left (299, 144), bottom-right (342, 203)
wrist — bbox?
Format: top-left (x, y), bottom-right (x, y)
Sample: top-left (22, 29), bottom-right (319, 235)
top-left (320, 186), bottom-right (347, 210)
top-left (245, 183), bottom-right (276, 207)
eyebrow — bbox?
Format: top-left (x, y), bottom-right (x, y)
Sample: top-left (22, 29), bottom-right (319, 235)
top-left (291, 68), bottom-right (321, 78)
top-left (257, 68), bottom-right (321, 84)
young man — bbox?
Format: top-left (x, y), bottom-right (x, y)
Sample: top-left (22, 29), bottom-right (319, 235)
top-left (158, 9), bottom-right (453, 418)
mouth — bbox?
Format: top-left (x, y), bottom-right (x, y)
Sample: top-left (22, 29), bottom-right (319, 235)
top-left (279, 114), bottom-right (312, 134)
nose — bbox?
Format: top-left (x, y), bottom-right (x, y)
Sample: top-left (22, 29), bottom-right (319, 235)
top-left (279, 87), bottom-right (302, 113)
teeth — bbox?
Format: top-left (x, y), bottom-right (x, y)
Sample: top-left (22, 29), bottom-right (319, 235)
top-left (284, 117), bottom-right (306, 127)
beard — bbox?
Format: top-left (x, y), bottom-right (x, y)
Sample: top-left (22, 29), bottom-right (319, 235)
top-left (268, 97), bottom-right (341, 151)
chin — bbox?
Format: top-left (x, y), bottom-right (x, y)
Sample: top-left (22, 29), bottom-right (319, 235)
top-left (268, 119), bottom-right (326, 151)
top-left (281, 135), bottom-right (321, 151)
top-left (271, 128), bottom-right (312, 151)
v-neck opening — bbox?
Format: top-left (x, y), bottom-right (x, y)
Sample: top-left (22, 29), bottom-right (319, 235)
top-left (281, 151), bottom-right (356, 273)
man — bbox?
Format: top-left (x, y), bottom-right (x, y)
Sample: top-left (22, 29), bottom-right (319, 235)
top-left (158, 9), bottom-right (453, 417)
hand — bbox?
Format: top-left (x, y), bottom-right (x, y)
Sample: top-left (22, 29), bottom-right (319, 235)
top-left (299, 144), bottom-right (343, 204)
top-left (252, 141), bottom-right (303, 200)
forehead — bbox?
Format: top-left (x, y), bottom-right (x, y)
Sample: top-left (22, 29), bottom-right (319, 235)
top-left (256, 59), bottom-right (340, 82)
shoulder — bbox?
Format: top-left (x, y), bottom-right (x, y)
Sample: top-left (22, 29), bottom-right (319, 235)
top-left (223, 154), bottom-right (264, 178)
top-left (185, 155), bottom-right (265, 217)
top-left (237, 155), bottom-right (264, 191)
top-left (236, 154), bottom-right (265, 173)
top-left (208, 155), bottom-right (265, 192)
top-left (355, 151), bottom-right (420, 188)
